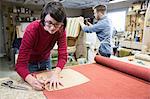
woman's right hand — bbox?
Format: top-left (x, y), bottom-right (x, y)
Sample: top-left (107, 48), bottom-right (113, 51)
top-left (25, 74), bottom-right (44, 91)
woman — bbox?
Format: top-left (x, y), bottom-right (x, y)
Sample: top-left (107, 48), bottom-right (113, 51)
top-left (16, 1), bottom-right (67, 90)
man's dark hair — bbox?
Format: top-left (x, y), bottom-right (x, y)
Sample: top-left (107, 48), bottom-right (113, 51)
top-left (40, 1), bottom-right (67, 28)
top-left (93, 4), bottom-right (107, 14)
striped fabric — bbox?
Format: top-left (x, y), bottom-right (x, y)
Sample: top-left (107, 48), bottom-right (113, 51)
top-left (66, 17), bottom-right (82, 37)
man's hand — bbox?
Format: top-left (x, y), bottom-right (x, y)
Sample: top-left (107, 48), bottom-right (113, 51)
top-left (78, 17), bottom-right (86, 29)
top-left (25, 74), bottom-right (44, 91)
top-left (78, 17), bottom-right (84, 24)
top-left (44, 67), bottom-right (63, 90)
top-left (87, 22), bottom-right (92, 26)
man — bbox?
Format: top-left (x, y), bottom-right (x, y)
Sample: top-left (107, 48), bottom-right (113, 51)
top-left (16, 1), bottom-right (67, 90)
top-left (79, 4), bottom-right (113, 57)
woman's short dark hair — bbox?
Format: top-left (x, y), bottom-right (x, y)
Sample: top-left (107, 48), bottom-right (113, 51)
top-left (40, 1), bottom-right (67, 28)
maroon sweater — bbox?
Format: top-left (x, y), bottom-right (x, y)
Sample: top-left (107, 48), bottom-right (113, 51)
top-left (16, 20), bottom-right (67, 80)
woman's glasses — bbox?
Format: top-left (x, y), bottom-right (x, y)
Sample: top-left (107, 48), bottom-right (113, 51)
top-left (44, 20), bottom-right (64, 29)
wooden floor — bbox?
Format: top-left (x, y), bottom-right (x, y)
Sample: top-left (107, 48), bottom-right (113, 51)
top-left (0, 57), bottom-right (17, 78)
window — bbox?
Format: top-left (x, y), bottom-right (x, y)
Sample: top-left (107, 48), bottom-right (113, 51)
top-left (107, 9), bottom-right (127, 32)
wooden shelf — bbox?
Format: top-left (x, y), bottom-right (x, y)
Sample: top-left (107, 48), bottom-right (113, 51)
top-left (120, 40), bottom-right (143, 50)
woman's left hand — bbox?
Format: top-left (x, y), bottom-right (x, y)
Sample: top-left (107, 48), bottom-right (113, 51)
top-left (44, 67), bottom-right (63, 90)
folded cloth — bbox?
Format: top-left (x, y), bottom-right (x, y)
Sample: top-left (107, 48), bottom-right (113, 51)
top-left (135, 53), bottom-right (150, 62)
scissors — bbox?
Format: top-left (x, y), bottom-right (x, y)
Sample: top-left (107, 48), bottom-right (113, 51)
top-left (1, 80), bottom-right (29, 90)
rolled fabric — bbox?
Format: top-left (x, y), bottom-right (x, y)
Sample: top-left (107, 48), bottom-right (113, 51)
top-left (95, 55), bottom-right (150, 82)
top-left (135, 53), bottom-right (150, 62)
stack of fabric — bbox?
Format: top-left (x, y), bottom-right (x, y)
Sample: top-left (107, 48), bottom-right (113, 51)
top-left (66, 17), bottom-right (81, 38)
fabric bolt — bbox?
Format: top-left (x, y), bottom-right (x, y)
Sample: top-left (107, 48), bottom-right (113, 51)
top-left (95, 55), bottom-right (150, 82)
top-left (66, 17), bottom-right (81, 37)
top-left (134, 53), bottom-right (150, 62)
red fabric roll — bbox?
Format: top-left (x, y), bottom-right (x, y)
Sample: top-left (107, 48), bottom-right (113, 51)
top-left (95, 55), bottom-right (150, 82)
